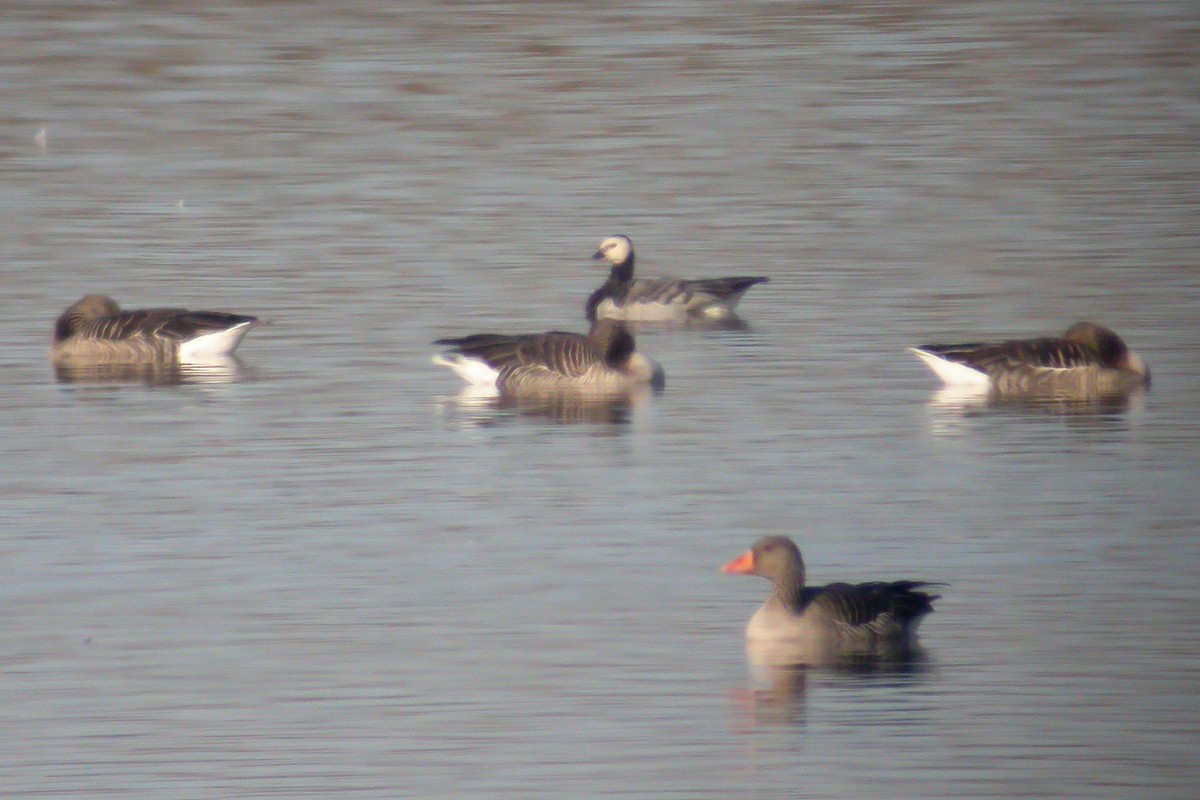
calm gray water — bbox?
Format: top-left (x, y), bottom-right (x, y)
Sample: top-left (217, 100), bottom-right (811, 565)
top-left (2, 2), bottom-right (1198, 798)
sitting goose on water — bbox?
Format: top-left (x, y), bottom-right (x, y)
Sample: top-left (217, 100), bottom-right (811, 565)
top-left (587, 235), bottom-right (768, 322)
top-left (432, 318), bottom-right (664, 396)
top-left (909, 321), bottom-right (1149, 396)
top-left (722, 536), bottom-right (940, 667)
top-left (52, 294), bottom-right (257, 363)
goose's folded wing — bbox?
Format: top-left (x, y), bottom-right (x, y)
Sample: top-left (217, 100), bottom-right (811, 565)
top-left (435, 331), bottom-right (598, 377)
top-left (918, 337), bottom-right (1098, 373)
top-left (806, 581), bottom-right (940, 631)
top-left (680, 275), bottom-right (769, 300)
top-left (622, 278), bottom-right (693, 306)
top-left (433, 333), bottom-right (522, 369)
top-left (80, 309), bottom-right (255, 342)
top-left (81, 309), bottom-right (187, 340)
top-left (512, 332), bottom-right (599, 377)
top-left (155, 310), bottom-right (257, 341)
top-left (625, 276), bottom-right (767, 305)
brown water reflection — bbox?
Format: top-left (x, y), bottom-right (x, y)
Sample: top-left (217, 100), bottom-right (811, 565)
top-left (925, 384), bottom-right (1149, 416)
top-left (732, 656), bottom-right (933, 729)
top-left (54, 357), bottom-right (250, 387)
top-left (436, 384), bottom-right (659, 427)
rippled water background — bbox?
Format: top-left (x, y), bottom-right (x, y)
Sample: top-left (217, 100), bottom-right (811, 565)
top-left (2, 2), bottom-right (1198, 798)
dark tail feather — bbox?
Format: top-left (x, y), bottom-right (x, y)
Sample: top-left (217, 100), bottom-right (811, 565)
top-left (181, 311), bottom-right (257, 329)
top-left (727, 276), bottom-right (769, 293)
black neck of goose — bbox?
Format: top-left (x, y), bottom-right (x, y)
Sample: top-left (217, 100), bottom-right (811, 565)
top-left (585, 256), bottom-right (635, 321)
top-left (599, 323), bottom-right (636, 367)
top-left (54, 312), bottom-right (78, 342)
top-left (584, 287), bottom-right (604, 321)
top-left (1097, 333), bottom-right (1126, 368)
top-left (608, 254), bottom-right (635, 285)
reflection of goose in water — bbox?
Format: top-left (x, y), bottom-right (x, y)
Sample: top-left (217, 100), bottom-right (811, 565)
top-left (730, 664), bottom-right (810, 727)
top-left (494, 390), bottom-right (644, 425)
top-left (54, 357), bottom-right (249, 387)
top-left (926, 382), bottom-right (1146, 417)
top-left (731, 656), bottom-right (932, 729)
top-left (587, 235), bottom-right (768, 323)
top-left (722, 536), bottom-right (939, 668)
top-left (52, 294), bottom-right (257, 363)
top-left (909, 321), bottom-right (1149, 397)
top-left (432, 319), bottom-right (664, 396)
top-left (437, 382), bottom-right (654, 428)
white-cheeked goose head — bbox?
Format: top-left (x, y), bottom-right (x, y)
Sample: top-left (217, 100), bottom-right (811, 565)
top-left (592, 234), bottom-right (634, 268)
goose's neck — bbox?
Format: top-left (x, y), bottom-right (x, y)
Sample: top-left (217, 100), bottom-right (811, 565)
top-left (607, 254), bottom-right (635, 285)
top-left (586, 256), bottom-right (636, 321)
top-left (54, 310), bottom-right (86, 342)
top-left (771, 569), bottom-right (807, 613)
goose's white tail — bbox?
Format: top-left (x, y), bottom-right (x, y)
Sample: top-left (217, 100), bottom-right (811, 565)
top-left (908, 347), bottom-right (990, 389)
top-left (431, 353), bottom-right (501, 388)
top-left (179, 321), bottom-right (256, 361)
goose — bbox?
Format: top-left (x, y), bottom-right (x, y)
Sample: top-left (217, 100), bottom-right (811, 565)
top-left (587, 235), bottom-right (768, 322)
top-left (909, 321), bottom-right (1149, 395)
top-left (432, 318), bottom-right (664, 395)
top-left (51, 294), bottom-right (257, 363)
top-left (722, 536), bottom-right (939, 667)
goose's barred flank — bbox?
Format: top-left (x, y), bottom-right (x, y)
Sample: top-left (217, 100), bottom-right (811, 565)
top-left (587, 235), bottom-right (768, 322)
top-left (909, 321), bottom-right (1149, 396)
top-left (52, 294), bottom-right (257, 363)
top-left (432, 318), bottom-right (664, 396)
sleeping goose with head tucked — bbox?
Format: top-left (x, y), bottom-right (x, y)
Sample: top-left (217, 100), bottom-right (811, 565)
top-left (722, 536), bottom-right (939, 667)
top-left (909, 321), bottom-right (1149, 396)
top-left (432, 318), bottom-right (664, 396)
top-left (52, 294), bottom-right (257, 363)
top-left (587, 235), bottom-right (768, 322)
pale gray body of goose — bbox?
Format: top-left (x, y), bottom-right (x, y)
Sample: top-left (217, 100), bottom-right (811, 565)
top-left (909, 321), bottom-right (1149, 396)
top-left (587, 235), bottom-right (768, 322)
top-left (722, 536), bottom-right (939, 667)
top-left (52, 294), bottom-right (257, 363)
top-left (432, 318), bottom-right (664, 396)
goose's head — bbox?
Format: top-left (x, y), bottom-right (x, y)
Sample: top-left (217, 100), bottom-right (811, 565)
top-left (721, 536), bottom-right (806, 587)
top-left (55, 294), bottom-right (120, 340)
top-left (592, 235), bottom-right (634, 267)
top-left (588, 319), bottom-right (665, 389)
top-left (69, 294), bottom-right (121, 321)
top-left (1064, 321), bottom-right (1150, 380)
